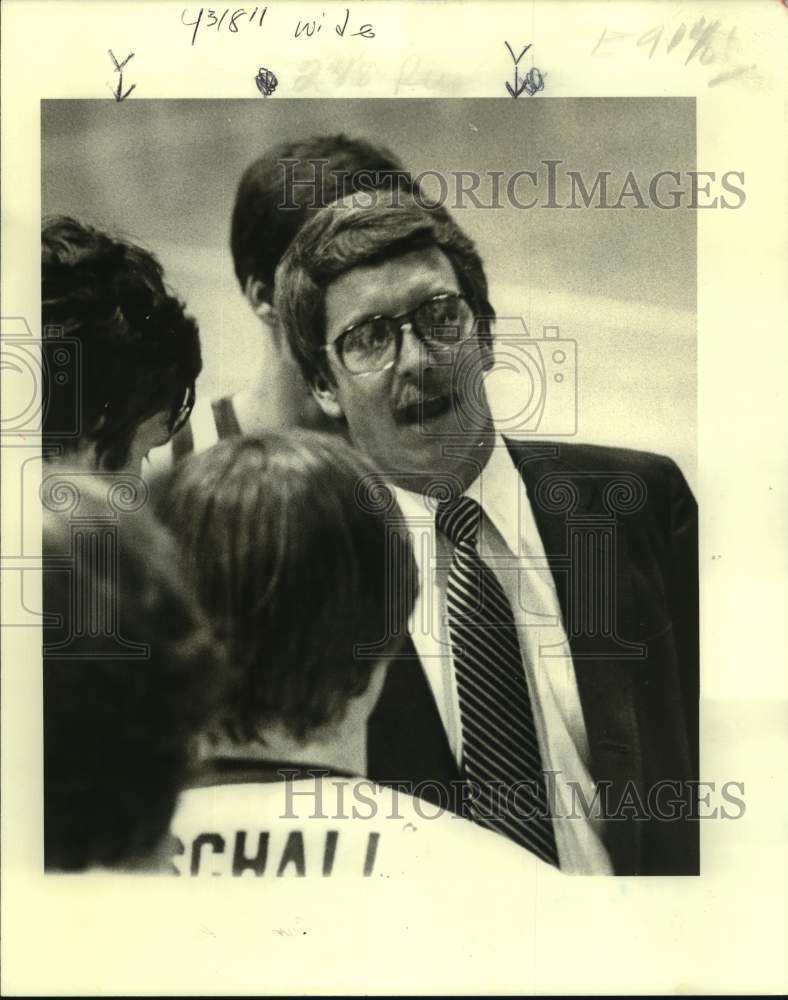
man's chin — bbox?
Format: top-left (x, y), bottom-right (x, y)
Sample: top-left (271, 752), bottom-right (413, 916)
top-left (404, 400), bottom-right (495, 442)
top-left (390, 412), bottom-right (495, 492)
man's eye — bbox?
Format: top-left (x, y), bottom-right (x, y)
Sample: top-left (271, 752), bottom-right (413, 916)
top-left (423, 297), bottom-right (461, 327)
top-left (355, 323), bottom-right (389, 350)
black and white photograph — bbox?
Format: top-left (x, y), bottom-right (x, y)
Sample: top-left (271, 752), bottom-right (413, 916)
top-left (2, 0), bottom-right (786, 995)
top-left (38, 96), bottom-right (701, 879)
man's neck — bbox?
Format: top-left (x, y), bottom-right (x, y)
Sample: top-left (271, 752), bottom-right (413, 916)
top-left (396, 434), bottom-right (497, 500)
top-left (202, 716), bottom-right (367, 778)
top-left (392, 437), bottom-right (494, 500)
top-left (232, 382), bottom-right (337, 436)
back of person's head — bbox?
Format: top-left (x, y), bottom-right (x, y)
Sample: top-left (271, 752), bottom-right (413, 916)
top-left (161, 432), bottom-right (417, 743)
top-left (230, 133), bottom-right (415, 304)
top-left (42, 216), bottom-right (202, 471)
top-left (274, 188), bottom-right (495, 389)
top-left (43, 477), bottom-right (222, 871)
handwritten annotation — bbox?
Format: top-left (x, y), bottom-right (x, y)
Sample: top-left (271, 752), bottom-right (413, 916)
top-left (504, 41), bottom-right (544, 98)
top-left (294, 9), bottom-right (373, 38)
top-left (591, 14), bottom-right (756, 88)
top-left (181, 6), bottom-right (374, 46)
top-left (182, 6), bottom-right (267, 45)
top-left (108, 49), bottom-right (136, 101)
top-left (255, 67), bottom-right (278, 95)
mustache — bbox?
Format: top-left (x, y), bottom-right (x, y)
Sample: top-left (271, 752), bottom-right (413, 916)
top-left (393, 380), bottom-right (458, 425)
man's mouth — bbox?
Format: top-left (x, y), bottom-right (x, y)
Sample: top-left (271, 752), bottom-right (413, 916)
top-left (396, 393), bottom-right (453, 425)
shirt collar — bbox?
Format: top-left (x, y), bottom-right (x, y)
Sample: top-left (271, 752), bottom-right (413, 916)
top-left (392, 435), bottom-right (525, 554)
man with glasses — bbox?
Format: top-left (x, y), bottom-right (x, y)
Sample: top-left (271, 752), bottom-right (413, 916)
top-left (275, 190), bottom-right (699, 876)
top-left (146, 134), bottom-right (416, 472)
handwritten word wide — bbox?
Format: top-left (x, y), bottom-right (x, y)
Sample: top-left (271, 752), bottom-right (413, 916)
top-left (294, 9), bottom-right (374, 39)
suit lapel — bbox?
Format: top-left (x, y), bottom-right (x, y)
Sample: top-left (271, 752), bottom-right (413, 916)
top-left (367, 637), bottom-right (461, 794)
top-left (505, 438), bottom-right (644, 874)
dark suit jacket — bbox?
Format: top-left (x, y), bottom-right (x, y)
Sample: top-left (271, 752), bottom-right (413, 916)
top-left (368, 439), bottom-right (699, 875)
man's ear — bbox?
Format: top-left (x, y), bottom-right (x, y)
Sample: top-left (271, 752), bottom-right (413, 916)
top-left (244, 276), bottom-right (276, 323)
top-left (310, 373), bottom-right (345, 420)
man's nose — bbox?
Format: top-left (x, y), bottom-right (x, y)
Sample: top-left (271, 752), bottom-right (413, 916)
top-left (397, 321), bottom-right (426, 373)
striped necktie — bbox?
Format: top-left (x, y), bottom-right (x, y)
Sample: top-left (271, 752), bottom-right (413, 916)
top-left (436, 494), bottom-right (559, 867)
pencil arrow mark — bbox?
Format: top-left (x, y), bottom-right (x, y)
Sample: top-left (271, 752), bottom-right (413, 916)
top-left (108, 50), bottom-right (136, 101)
top-left (506, 65), bottom-right (545, 98)
top-left (108, 49), bottom-right (135, 72)
top-left (505, 41), bottom-right (532, 65)
top-left (115, 82), bottom-right (136, 101)
top-left (505, 67), bottom-right (530, 98)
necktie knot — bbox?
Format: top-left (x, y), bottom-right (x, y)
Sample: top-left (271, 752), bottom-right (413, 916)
top-left (436, 495), bottom-right (481, 547)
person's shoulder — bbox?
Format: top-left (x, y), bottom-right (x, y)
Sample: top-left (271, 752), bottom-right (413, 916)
top-left (532, 439), bottom-right (678, 474)
top-left (504, 438), bottom-right (696, 536)
top-left (170, 778), bottom-right (562, 879)
top-left (173, 779), bottom-right (281, 819)
top-left (506, 437), bottom-right (690, 493)
top-left (366, 784), bottom-right (559, 878)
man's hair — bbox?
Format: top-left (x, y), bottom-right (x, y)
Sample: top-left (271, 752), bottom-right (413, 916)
top-left (43, 479), bottom-right (223, 871)
top-left (161, 432), bottom-right (417, 743)
top-left (274, 189), bottom-right (495, 388)
top-left (230, 133), bottom-right (415, 299)
top-left (42, 216), bottom-right (202, 470)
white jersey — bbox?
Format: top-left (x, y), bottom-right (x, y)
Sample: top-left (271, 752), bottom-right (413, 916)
top-left (170, 775), bottom-right (560, 880)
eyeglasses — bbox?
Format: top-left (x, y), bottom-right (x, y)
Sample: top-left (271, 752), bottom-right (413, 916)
top-left (169, 384), bottom-right (195, 435)
top-left (100, 384), bottom-right (195, 437)
top-left (323, 292), bottom-right (476, 376)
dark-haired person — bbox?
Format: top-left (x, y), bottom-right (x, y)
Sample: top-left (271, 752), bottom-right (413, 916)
top-left (43, 477), bottom-right (223, 872)
top-left (162, 433), bottom-right (556, 879)
top-left (146, 134), bottom-right (415, 474)
top-left (274, 190), bottom-right (699, 876)
top-left (41, 215), bottom-right (201, 474)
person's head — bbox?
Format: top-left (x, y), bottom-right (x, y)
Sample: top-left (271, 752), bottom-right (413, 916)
top-left (41, 216), bottom-right (202, 473)
top-left (274, 191), bottom-right (497, 494)
top-left (161, 432), bottom-right (417, 745)
top-left (230, 133), bottom-right (414, 328)
top-left (43, 478), bottom-right (223, 872)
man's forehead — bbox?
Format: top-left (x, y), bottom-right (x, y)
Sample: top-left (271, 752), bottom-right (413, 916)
top-left (324, 246), bottom-right (458, 335)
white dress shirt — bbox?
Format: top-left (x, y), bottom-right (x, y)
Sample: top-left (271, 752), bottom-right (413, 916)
top-left (393, 437), bottom-right (612, 874)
